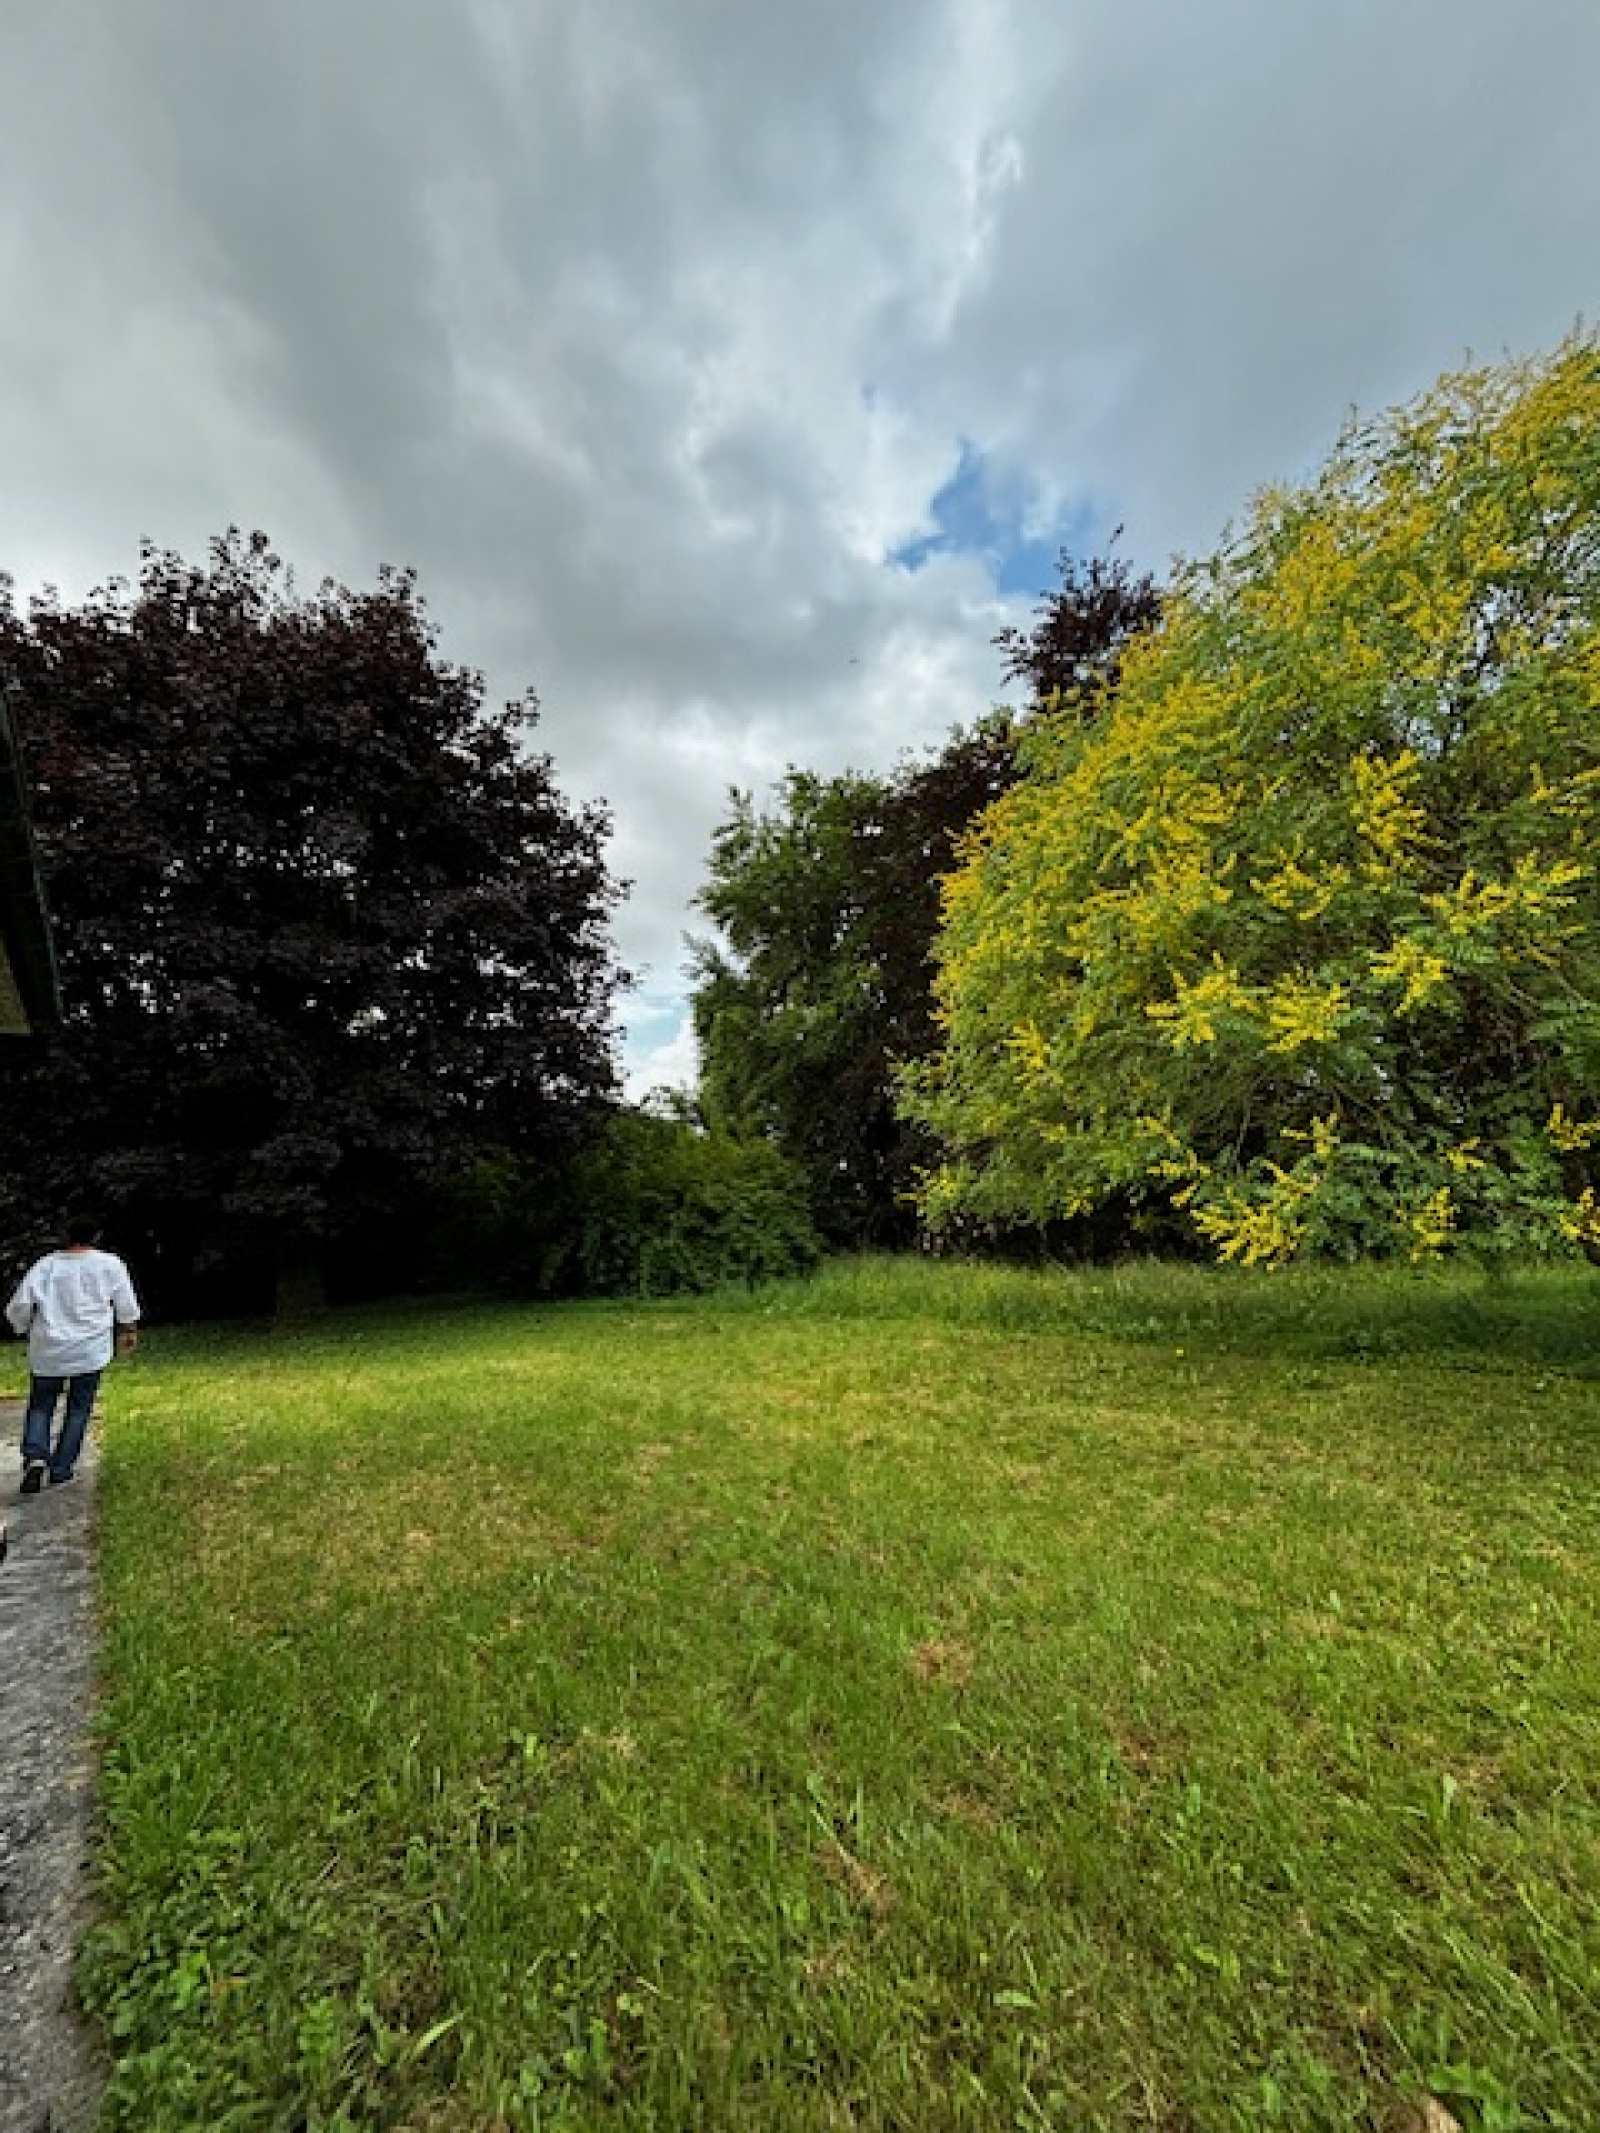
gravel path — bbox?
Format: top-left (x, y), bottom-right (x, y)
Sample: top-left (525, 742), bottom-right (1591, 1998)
top-left (0, 1397), bottom-right (105, 2133)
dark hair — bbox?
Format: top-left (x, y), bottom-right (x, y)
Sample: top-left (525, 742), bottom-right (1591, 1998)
top-left (63, 1213), bottom-right (104, 1247)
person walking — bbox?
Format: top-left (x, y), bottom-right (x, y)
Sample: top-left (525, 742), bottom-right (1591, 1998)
top-left (6, 1215), bottom-right (140, 1495)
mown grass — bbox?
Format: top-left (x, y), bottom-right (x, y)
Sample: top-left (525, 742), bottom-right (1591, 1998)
top-left (83, 1257), bottom-right (1600, 2130)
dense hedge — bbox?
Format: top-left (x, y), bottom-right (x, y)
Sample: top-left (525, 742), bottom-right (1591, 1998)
top-left (435, 1110), bottom-right (821, 1299)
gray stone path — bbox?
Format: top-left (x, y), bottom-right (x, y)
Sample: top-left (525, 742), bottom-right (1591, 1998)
top-left (0, 1397), bottom-right (105, 2133)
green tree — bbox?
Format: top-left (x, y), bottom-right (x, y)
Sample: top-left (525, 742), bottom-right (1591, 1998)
top-left (905, 338), bottom-right (1600, 1263)
top-left (691, 723), bottom-right (1031, 1244)
top-left (691, 768), bottom-right (892, 1244)
top-left (692, 549), bottom-right (1159, 1248)
top-left (0, 532), bottom-right (624, 1308)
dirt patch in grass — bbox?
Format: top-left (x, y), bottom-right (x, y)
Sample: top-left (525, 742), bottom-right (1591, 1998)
top-left (910, 1636), bottom-right (976, 1689)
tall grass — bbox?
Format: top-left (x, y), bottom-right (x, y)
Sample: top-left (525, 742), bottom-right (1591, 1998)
top-left (83, 1257), bottom-right (1600, 2129)
top-left (771, 1252), bottom-right (1600, 1364)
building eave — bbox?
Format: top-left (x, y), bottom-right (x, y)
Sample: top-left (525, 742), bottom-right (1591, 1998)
top-left (0, 674), bottom-right (63, 1037)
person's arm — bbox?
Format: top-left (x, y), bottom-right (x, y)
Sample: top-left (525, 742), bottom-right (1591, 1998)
top-left (110, 1262), bottom-right (141, 1354)
top-left (5, 1271), bottom-right (36, 1339)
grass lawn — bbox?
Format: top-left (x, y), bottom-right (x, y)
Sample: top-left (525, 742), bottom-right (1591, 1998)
top-left (83, 1257), bottom-right (1600, 2130)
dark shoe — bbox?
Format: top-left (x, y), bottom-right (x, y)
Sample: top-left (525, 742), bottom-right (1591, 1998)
top-left (20, 1460), bottom-right (46, 1497)
top-left (48, 1470), bottom-right (74, 1488)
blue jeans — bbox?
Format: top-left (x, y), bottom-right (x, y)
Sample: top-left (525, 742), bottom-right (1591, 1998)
top-left (22, 1370), bottom-right (102, 1482)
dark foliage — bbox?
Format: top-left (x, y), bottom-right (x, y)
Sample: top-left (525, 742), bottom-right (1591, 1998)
top-left (993, 542), bottom-right (1162, 720)
top-left (0, 533), bottom-right (623, 1311)
top-left (851, 715), bottom-right (1021, 1072)
top-left (433, 1110), bottom-right (820, 1298)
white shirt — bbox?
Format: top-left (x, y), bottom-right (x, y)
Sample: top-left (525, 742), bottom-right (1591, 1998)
top-left (6, 1247), bottom-right (141, 1377)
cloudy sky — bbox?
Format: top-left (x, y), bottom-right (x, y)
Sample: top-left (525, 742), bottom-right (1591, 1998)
top-left (3, 1), bottom-right (1596, 1092)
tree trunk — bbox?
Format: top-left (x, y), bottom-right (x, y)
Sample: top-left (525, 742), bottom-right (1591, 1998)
top-left (274, 1242), bottom-right (328, 1324)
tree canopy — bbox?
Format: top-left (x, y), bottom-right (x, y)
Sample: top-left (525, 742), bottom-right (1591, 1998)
top-left (904, 338), bottom-right (1600, 1263)
top-left (993, 543), bottom-right (1162, 720)
top-left (691, 726), bottom-right (1019, 1245)
top-left (0, 532), bottom-right (623, 1306)
top-left (692, 766), bottom-right (902, 1245)
top-left (691, 548), bottom-right (1162, 1246)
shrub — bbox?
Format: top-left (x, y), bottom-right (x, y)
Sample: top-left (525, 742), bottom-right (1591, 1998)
top-left (433, 1111), bottom-right (821, 1299)
top-left (570, 1111), bottom-right (821, 1295)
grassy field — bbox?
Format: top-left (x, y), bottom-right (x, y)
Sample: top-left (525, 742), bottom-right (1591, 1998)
top-left (80, 1257), bottom-right (1600, 2130)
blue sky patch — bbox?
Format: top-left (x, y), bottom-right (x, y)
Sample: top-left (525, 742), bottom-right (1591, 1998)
top-left (891, 441), bottom-right (1097, 597)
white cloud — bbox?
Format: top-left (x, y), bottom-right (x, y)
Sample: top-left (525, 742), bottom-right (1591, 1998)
top-left (2, 0), bottom-right (1596, 1086)
top-left (622, 997), bottom-right (703, 1107)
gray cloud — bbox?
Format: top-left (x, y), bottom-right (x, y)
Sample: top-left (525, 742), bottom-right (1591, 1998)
top-left (3, 0), bottom-right (1595, 1092)
top-left (927, 0), bottom-right (1600, 557)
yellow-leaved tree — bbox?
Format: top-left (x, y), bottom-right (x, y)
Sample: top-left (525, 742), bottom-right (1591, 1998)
top-left (902, 336), bottom-right (1600, 1261)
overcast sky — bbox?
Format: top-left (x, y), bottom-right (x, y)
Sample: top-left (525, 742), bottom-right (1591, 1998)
top-left (3, 0), bottom-right (1596, 1092)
